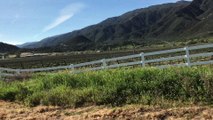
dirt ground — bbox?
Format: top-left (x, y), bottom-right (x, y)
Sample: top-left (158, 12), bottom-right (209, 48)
top-left (0, 100), bottom-right (213, 120)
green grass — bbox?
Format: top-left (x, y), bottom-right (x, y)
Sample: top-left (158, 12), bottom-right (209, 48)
top-left (0, 66), bottom-right (213, 108)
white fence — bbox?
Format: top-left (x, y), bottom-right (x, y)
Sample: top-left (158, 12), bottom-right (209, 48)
top-left (0, 44), bottom-right (213, 77)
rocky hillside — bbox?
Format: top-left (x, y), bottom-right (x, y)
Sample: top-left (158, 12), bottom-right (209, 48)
top-left (0, 42), bottom-right (19, 53)
top-left (22, 0), bottom-right (213, 51)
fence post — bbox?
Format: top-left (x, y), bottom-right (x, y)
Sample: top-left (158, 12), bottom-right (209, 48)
top-left (2, 55), bottom-right (5, 60)
top-left (184, 46), bottom-right (191, 67)
top-left (0, 69), bottom-right (2, 78)
top-left (70, 64), bottom-right (74, 72)
top-left (140, 52), bottom-right (145, 67)
top-left (102, 59), bottom-right (107, 69)
top-left (16, 69), bottom-right (21, 75)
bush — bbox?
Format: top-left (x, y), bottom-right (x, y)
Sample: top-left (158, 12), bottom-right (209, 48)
top-left (0, 66), bottom-right (213, 107)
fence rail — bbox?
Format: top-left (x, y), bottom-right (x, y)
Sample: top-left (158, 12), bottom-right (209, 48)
top-left (0, 43), bottom-right (213, 77)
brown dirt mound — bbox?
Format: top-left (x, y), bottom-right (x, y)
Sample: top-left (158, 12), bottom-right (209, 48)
top-left (0, 100), bottom-right (213, 120)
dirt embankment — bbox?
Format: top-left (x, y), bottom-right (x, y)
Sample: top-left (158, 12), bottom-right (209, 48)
top-left (0, 100), bottom-right (213, 120)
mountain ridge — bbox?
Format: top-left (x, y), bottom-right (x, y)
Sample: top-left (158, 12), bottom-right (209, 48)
top-left (0, 42), bottom-right (19, 53)
top-left (21, 0), bottom-right (213, 51)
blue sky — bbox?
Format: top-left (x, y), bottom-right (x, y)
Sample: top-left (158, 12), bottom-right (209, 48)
top-left (0, 0), bottom-right (190, 45)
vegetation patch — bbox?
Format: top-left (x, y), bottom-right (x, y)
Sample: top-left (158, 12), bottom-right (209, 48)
top-left (0, 66), bottom-right (213, 107)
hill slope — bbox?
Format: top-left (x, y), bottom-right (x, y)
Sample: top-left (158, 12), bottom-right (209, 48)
top-left (0, 42), bottom-right (19, 53)
top-left (22, 0), bottom-right (213, 51)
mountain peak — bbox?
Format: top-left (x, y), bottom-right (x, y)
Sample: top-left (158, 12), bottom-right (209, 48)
top-left (21, 0), bottom-right (213, 51)
top-left (176, 0), bottom-right (191, 4)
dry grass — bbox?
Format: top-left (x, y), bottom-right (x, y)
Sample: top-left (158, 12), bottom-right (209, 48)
top-left (0, 100), bottom-right (213, 120)
top-left (4, 72), bottom-right (33, 82)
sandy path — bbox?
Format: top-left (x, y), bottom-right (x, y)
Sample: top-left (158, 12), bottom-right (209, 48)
top-left (0, 100), bottom-right (213, 120)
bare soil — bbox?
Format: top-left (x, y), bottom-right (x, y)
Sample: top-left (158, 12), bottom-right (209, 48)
top-left (0, 100), bottom-right (213, 120)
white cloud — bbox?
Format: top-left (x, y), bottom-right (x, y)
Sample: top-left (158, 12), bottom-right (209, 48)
top-left (43, 14), bottom-right (74, 32)
top-left (0, 35), bottom-right (23, 45)
top-left (33, 32), bottom-right (43, 39)
top-left (42, 3), bottom-right (85, 32)
top-left (1, 39), bottom-right (22, 45)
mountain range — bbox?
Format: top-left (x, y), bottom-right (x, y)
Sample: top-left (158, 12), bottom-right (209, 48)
top-left (0, 42), bottom-right (19, 53)
top-left (12, 0), bottom-right (213, 51)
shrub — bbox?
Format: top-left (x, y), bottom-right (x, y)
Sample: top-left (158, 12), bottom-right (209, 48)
top-left (0, 66), bottom-right (213, 107)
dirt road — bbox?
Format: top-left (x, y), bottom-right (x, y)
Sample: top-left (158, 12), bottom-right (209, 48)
top-left (0, 100), bottom-right (213, 120)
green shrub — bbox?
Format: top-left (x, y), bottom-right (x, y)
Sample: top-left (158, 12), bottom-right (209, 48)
top-left (0, 66), bottom-right (213, 107)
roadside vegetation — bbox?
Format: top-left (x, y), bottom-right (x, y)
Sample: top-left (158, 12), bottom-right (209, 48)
top-left (0, 66), bottom-right (213, 108)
